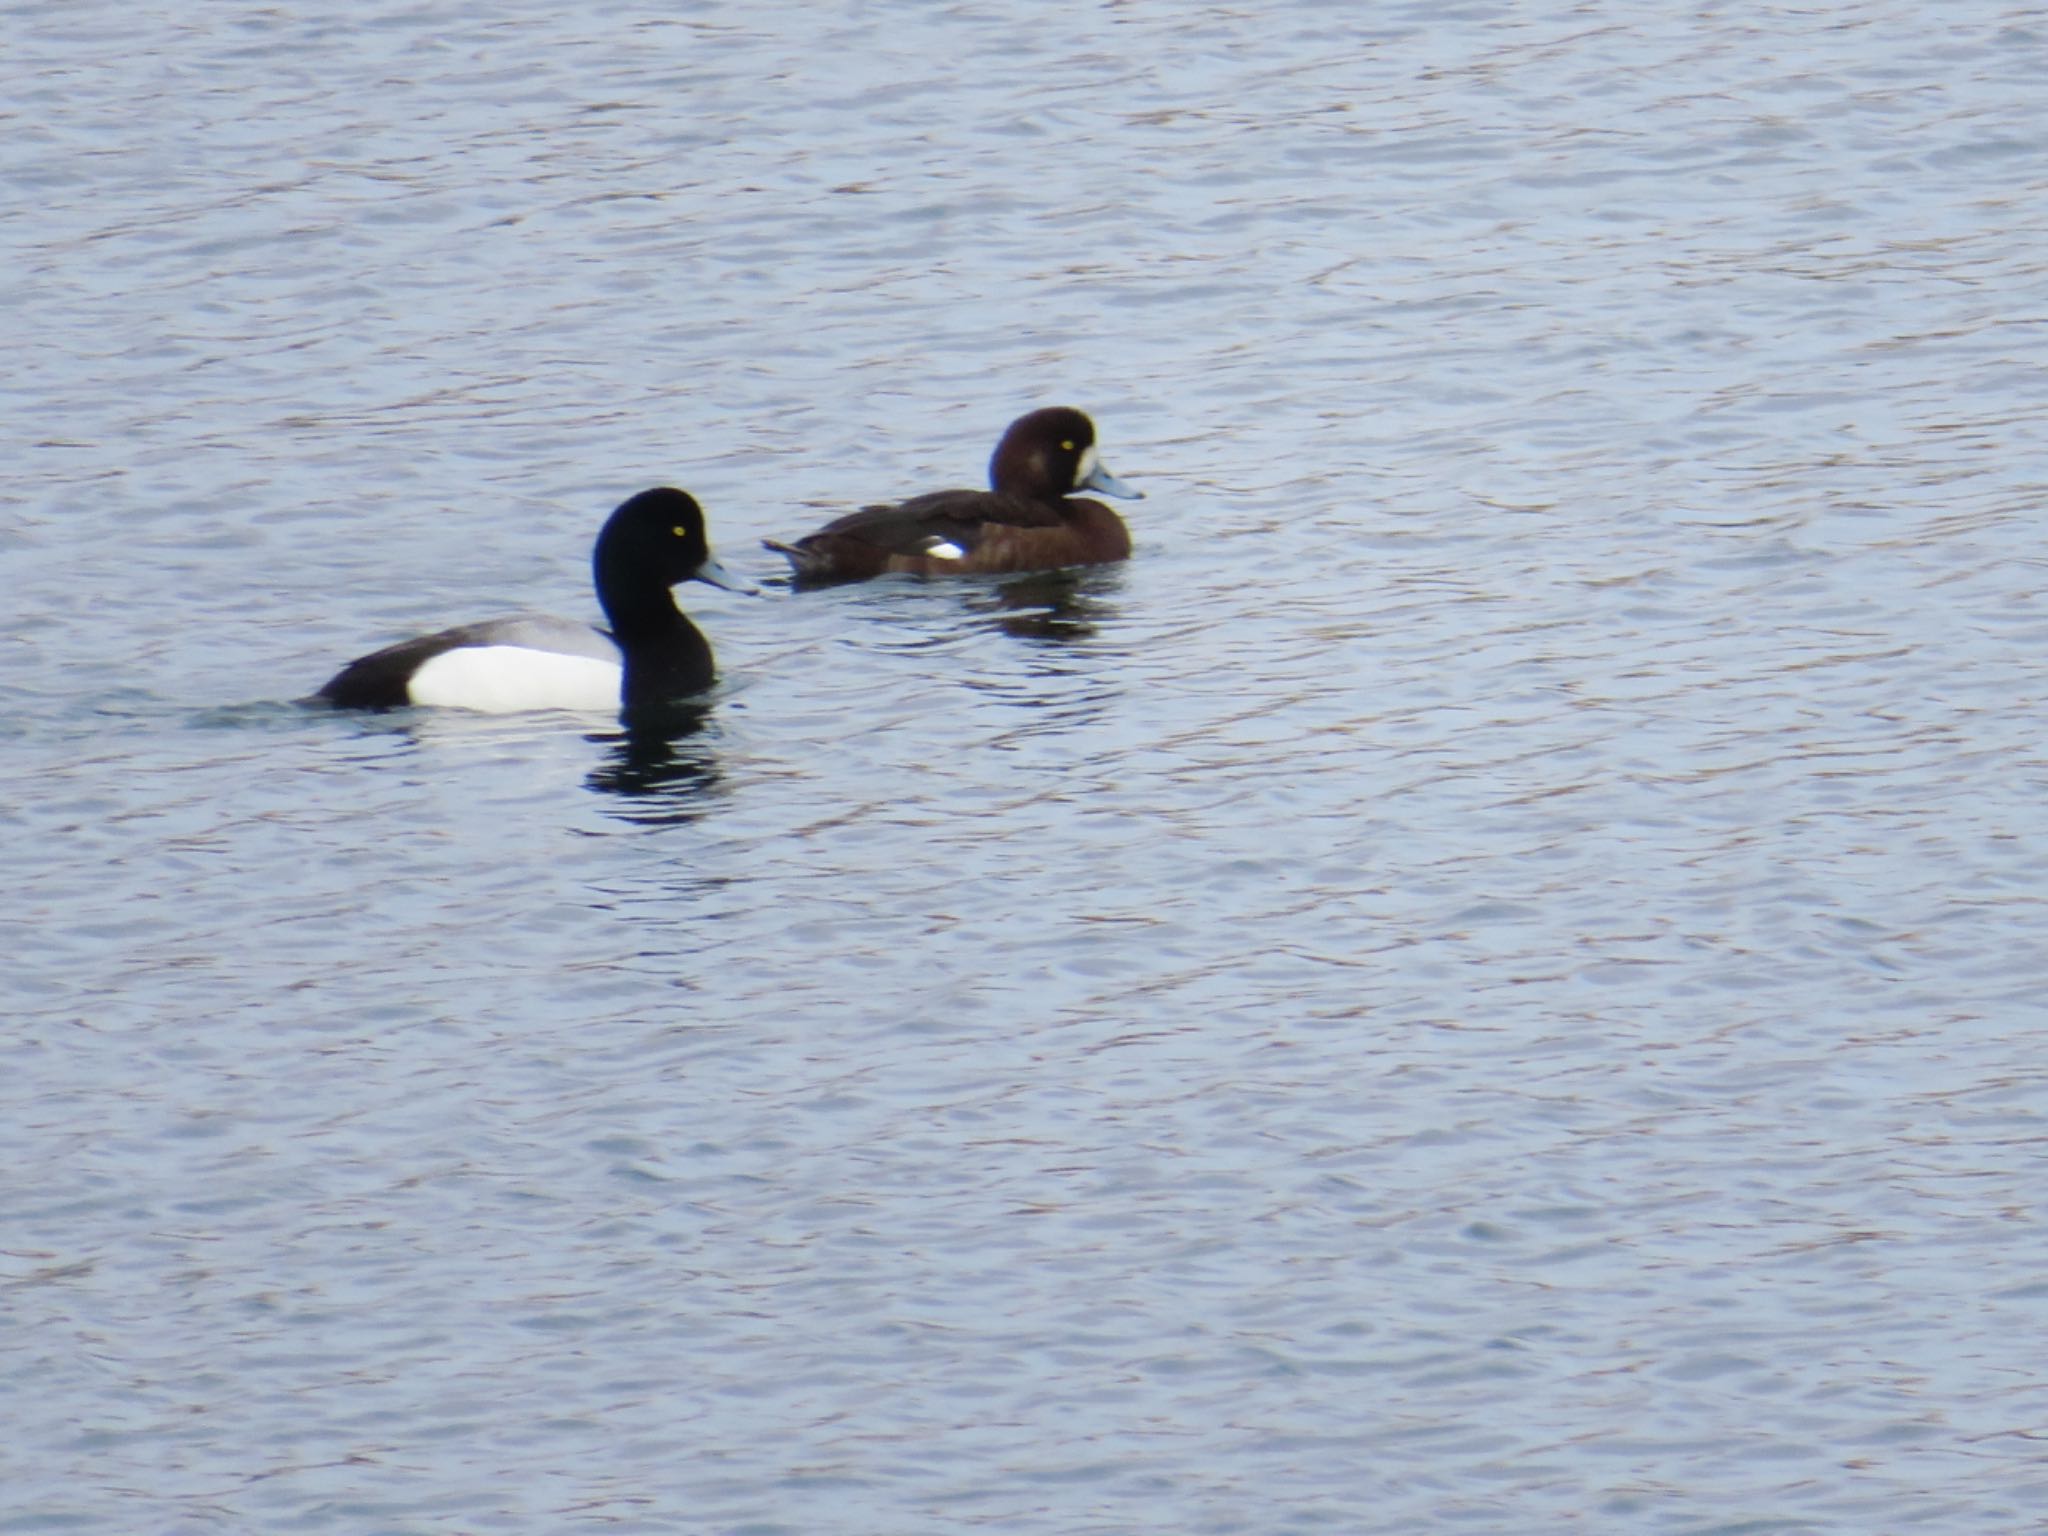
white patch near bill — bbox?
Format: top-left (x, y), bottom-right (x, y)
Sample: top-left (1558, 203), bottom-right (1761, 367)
top-left (1074, 444), bottom-right (1099, 489)
top-left (409, 645), bottom-right (622, 713)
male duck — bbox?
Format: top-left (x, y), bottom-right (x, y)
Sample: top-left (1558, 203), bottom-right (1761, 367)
top-left (315, 487), bottom-right (753, 714)
top-left (764, 406), bottom-right (1142, 584)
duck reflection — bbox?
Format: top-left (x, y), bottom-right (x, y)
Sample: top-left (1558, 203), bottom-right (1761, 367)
top-left (583, 705), bottom-right (722, 824)
top-left (965, 567), bottom-right (1121, 644)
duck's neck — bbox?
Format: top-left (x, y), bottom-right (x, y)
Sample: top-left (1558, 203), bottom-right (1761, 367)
top-left (597, 554), bottom-right (713, 706)
top-left (618, 623), bottom-right (713, 709)
top-left (598, 557), bottom-right (680, 642)
top-left (1061, 497), bottom-right (1133, 558)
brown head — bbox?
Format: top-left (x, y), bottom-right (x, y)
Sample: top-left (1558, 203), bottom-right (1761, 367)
top-left (987, 407), bottom-right (1143, 504)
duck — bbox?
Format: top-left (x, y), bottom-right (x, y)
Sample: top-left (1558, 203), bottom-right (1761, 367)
top-left (314, 487), bottom-right (754, 715)
top-left (763, 406), bottom-right (1142, 584)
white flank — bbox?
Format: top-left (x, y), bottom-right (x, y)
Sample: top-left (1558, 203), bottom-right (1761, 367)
top-left (924, 540), bottom-right (966, 561)
top-left (408, 645), bottom-right (622, 713)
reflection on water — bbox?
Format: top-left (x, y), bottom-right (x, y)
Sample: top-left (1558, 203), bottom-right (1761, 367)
top-left (767, 564), bottom-right (1121, 645)
top-left (966, 567), bottom-right (1121, 643)
top-left (582, 709), bottom-right (722, 823)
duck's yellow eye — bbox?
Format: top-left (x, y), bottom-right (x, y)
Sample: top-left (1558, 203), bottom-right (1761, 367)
top-left (672, 526), bottom-right (687, 538)
top-left (1060, 440), bottom-right (1076, 452)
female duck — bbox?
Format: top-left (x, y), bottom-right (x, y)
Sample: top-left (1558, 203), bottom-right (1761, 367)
top-left (315, 487), bottom-right (753, 714)
top-left (764, 406), bottom-right (1142, 584)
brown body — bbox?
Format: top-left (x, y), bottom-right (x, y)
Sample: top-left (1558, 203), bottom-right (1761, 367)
top-left (769, 491), bottom-right (1132, 582)
top-left (765, 407), bottom-right (1142, 586)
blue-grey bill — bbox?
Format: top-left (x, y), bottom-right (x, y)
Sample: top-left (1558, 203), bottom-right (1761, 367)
top-left (1080, 461), bottom-right (1143, 500)
top-left (694, 554), bottom-right (761, 595)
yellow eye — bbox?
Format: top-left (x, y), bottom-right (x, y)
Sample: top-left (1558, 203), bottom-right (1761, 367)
top-left (1060, 440), bottom-right (1075, 452)
top-left (671, 526), bottom-right (687, 537)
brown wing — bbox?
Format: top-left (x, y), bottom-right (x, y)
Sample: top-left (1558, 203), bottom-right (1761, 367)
top-left (766, 491), bottom-right (1058, 582)
top-left (813, 491), bottom-right (1065, 550)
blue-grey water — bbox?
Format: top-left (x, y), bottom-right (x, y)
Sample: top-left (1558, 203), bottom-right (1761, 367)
top-left (7, 2), bottom-right (2048, 1532)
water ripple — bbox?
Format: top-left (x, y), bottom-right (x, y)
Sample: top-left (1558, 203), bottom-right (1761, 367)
top-left (7, 1), bottom-right (2048, 1532)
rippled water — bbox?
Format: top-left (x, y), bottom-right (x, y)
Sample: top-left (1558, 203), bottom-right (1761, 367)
top-left (8, 2), bottom-right (2048, 1531)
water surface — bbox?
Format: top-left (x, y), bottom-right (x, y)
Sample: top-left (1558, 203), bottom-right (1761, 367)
top-left (6, 2), bottom-right (2048, 1532)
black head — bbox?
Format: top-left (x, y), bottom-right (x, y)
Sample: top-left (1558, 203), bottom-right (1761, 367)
top-left (593, 488), bottom-right (754, 635)
top-left (988, 407), bottom-right (1141, 503)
